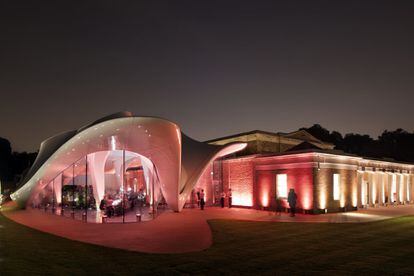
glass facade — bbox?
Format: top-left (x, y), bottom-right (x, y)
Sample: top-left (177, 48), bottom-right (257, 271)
top-left (61, 164), bottom-right (74, 218)
top-left (32, 150), bottom-right (165, 223)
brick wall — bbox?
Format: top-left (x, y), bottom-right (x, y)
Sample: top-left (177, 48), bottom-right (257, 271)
top-left (255, 168), bottom-right (314, 210)
top-left (222, 158), bottom-right (254, 206)
top-left (222, 157), bottom-right (314, 210)
top-left (314, 168), bottom-right (357, 211)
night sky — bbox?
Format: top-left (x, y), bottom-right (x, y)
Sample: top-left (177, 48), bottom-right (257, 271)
top-left (1, 1), bottom-right (413, 152)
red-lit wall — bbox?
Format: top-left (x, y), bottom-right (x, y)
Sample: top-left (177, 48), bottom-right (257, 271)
top-left (255, 171), bottom-right (273, 208)
top-left (190, 154), bottom-right (315, 210)
top-left (222, 158), bottom-right (254, 207)
top-left (221, 155), bottom-right (315, 210)
top-left (255, 168), bottom-right (314, 210)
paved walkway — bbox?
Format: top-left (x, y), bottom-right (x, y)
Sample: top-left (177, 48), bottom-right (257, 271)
top-left (2, 204), bottom-right (210, 254)
top-left (3, 202), bottom-right (414, 253)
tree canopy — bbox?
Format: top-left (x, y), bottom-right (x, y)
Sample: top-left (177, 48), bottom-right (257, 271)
top-left (300, 124), bottom-right (414, 162)
top-left (0, 137), bottom-right (37, 192)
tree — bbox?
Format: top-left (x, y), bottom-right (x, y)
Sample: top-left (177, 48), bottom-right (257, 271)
top-left (299, 125), bottom-right (414, 162)
top-left (0, 137), bottom-right (38, 193)
top-left (378, 129), bottom-right (414, 162)
top-left (300, 124), bottom-right (344, 148)
top-left (0, 137), bottom-right (12, 182)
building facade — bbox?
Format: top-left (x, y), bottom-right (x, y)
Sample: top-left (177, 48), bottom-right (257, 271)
top-left (195, 132), bottom-right (414, 213)
top-left (10, 113), bottom-right (414, 222)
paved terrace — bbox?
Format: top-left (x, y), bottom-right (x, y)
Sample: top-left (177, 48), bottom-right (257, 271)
top-left (3, 202), bottom-right (414, 253)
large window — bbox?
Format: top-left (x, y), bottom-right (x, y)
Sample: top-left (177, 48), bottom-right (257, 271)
top-left (276, 174), bottom-right (288, 198)
top-left (333, 174), bottom-right (340, 200)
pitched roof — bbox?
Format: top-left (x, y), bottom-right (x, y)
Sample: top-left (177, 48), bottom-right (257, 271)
top-left (205, 129), bottom-right (332, 145)
top-left (286, 141), bottom-right (323, 152)
top-left (281, 129), bottom-right (324, 143)
top-left (204, 130), bottom-right (281, 143)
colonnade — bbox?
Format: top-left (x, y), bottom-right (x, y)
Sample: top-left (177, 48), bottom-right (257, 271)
top-left (357, 169), bottom-right (413, 208)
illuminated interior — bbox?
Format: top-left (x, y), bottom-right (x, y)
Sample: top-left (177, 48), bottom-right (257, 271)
top-left (11, 114), bottom-right (247, 222)
top-left (30, 150), bottom-right (163, 223)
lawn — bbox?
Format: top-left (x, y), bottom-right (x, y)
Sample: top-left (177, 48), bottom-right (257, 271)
top-left (2, 210), bottom-right (414, 275)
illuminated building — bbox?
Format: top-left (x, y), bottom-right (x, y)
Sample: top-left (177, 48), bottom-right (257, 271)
top-left (11, 114), bottom-right (414, 221)
top-left (196, 130), bottom-right (414, 213)
top-left (11, 112), bottom-right (246, 222)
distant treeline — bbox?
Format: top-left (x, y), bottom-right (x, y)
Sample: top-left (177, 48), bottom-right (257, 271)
top-left (301, 124), bottom-right (414, 163)
top-left (0, 137), bottom-right (37, 192)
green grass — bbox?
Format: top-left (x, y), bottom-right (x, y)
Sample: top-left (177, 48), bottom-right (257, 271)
top-left (2, 210), bottom-right (414, 275)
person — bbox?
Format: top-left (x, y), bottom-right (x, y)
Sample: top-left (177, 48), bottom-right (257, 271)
top-left (99, 196), bottom-right (107, 211)
top-left (200, 189), bottom-right (205, 210)
top-left (196, 189), bottom-right (201, 207)
top-left (275, 197), bottom-right (283, 216)
top-left (227, 188), bottom-right (232, 208)
top-left (220, 191), bottom-right (226, 208)
top-left (287, 189), bottom-right (297, 217)
top-left (137, 188), bottom-right (145, 211)
top-left (190, 189), bottom-right (195, 208)
top-left (106, 196), bottom-right (115, 217)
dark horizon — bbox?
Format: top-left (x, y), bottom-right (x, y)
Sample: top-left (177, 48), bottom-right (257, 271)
top-left (1, 1), bottom-right (413, 152)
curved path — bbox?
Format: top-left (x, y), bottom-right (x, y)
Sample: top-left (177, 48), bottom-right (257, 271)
top-left (3, 202), bottom-right (414, 253)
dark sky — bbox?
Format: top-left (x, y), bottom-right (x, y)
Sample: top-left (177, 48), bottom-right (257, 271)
top-left (1, 1), bottom-right (413, 152)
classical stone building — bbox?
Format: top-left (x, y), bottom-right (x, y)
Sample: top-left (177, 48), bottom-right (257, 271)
top-left (195, 130), bottom-right (414, 213)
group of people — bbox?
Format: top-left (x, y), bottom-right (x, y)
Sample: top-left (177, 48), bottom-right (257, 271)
top-left (99, 195), bottom-right (115, 217)
top-left (195, 188), bottom-right (233, 210)
top-left (99, 188), bottom-right (147, 217)
top-left (193, 187), bottom-right (297, 216)
top-left (220, 189), bottom-right (232, 208)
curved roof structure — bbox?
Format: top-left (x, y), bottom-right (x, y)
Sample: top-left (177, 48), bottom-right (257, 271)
top-left (11, 112), bottom-right (246, 212)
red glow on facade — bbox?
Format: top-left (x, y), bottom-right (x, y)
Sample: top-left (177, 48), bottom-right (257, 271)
top-left (287, 168), bottom-right (314, 210)
top-left (261, 194), bottom-right (269, 207)
top-left (257, 171), bottom-right (273, 208)
top-left (222, 159), bottom-right (254, 207)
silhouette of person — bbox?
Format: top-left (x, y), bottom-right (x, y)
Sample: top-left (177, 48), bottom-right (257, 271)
top-left (200, 189), bottom-right (205, 210)
top-left (287, 189), bottom-right (297, 217)
top-left (220, 191), bottom-right (225, 208)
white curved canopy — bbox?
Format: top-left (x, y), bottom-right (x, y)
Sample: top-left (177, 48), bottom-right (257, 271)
top-left (11, 114), bottom-right (246, 212)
